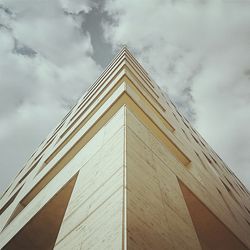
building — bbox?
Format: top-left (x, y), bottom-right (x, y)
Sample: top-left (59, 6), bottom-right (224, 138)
top-left (0, 47), bottom-right (250, 249)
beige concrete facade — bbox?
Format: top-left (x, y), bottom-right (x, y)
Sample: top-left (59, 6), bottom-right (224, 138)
top-left (0, 47), bottom-right (250, 249)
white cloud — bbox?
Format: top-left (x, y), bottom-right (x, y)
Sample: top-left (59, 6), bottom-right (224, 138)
top-left (0, 0), bottom-right (249, 195)
top-left (103, 0), bottom-right (250, 188)
top-left (0, 0), bottom-right (101, 193)
top-left (60, 0), bottom-right (97, 14)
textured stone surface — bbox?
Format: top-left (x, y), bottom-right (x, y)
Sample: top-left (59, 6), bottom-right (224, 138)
top-left (1, 47), bottom-right (250, 249)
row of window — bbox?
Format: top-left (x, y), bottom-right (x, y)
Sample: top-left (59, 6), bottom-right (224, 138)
top-left (165, 98), bottom-right (250, 221)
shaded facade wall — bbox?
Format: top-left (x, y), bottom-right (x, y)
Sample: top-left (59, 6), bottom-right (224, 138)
top-left (125, 108), bottom-right (249, 250)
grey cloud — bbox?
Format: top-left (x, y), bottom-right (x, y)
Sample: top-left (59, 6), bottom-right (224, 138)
top-left (1, 0), bottom-right (250, 196)
top-left (0, 102), bottom-right (67, 194)
top-left (103, 0), bottom-right (250, 188)
top-left (82, 7), bottom-right (114, 67)
top-left (0, 0), bottom-right (101, 193)
top-left (13, 39), bottom-right (37, 57)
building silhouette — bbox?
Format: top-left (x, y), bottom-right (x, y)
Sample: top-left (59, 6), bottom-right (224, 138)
top-left (0, 47), bottom-right (250, 249)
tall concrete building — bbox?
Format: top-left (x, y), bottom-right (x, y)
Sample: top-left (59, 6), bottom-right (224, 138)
top-left (0, 47), bottom-right (250, 249)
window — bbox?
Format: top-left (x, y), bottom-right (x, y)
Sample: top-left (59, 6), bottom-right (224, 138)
top-left (225, 177), bottom-right (240, 197)
top-left (0, 186), bottom-right (23, 216)
top-left (10, 156), bottom-right (42, 194)
top-left (191, 134), bottom-right (199, 144)
top-left (195, 152), bottom-right (208, 171)
top-left (172, 112), bottom-right (179, 122)
top-left (203, 153), bottom-right (212, 164)
top-left (221, 179), bottom-right (242, 208)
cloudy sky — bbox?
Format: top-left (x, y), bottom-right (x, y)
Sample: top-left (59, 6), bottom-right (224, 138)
top-left (0, 0), bottom-right (250, 194)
